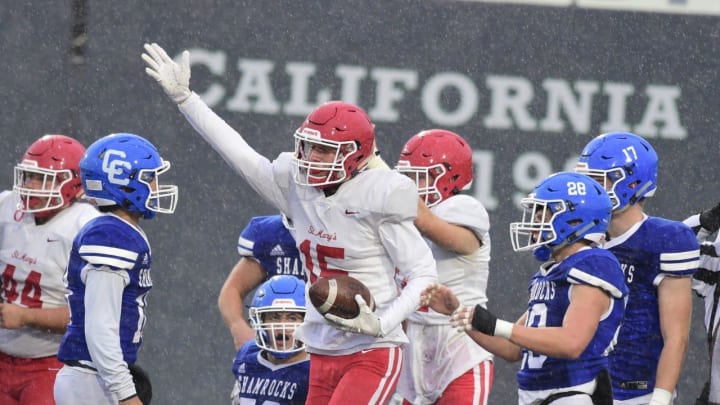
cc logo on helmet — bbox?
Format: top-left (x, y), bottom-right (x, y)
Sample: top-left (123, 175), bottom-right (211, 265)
top-left (102, 149), bottom-right (132, 185)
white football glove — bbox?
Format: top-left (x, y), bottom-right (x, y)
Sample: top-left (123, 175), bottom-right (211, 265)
top-left (141, 43), bottom-right (191, 104)
top-left (324, 295), bottom-right (384, 337)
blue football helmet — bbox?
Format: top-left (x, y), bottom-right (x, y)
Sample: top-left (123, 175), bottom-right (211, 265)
top-left (249, 275), bottom-right (306, 359)
top-left (510, 172), bottom-right (612, 260)
top-left (79, 133), bottom-right (178, 219)
top-left (575, 132), bottom-right (657, 211)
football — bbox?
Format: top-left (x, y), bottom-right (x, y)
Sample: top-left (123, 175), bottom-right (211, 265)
top-left (309, 275), bottom-right (374, 319)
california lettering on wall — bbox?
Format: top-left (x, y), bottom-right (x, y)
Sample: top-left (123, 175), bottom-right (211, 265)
top-left (185, 49), bottom-right (687, 141)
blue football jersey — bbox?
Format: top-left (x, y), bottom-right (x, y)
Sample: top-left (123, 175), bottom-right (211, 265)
top-left (58, 215), bottom-right (153, 365)
top-left (517, 248), bottom-right (627, 391)
top-left (606, 216), bottom-right (699, 399)
top-left (237, 215), bottom-right (304, 281)
top-left (231, 341), bottom-right (309, 404)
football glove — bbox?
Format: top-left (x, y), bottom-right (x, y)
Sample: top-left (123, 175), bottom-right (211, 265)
top-left (699, 201), bottom-right (720, 233)
top-left (324, 295), bottom-right (384, 337)
top-left (129, 363), bottom-right (152, 404)
top-left (142, 43), bottom-right (191, 104)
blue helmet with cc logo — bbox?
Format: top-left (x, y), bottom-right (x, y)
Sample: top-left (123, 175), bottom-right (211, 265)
top-left (80, 133), bottom-right (178, 219)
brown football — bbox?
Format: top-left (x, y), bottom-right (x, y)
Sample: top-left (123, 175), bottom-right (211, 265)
top-left (309, 275), bottom-right (374, 319)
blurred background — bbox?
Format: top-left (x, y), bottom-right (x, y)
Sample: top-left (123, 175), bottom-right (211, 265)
top-left (1, 1), bottom-right (718, 403)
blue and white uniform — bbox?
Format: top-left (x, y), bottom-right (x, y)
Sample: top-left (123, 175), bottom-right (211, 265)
top-left (231, 341), bottom-right (309, 405)
top-left (517, 247), bottom-right (627, 393)
top-left (605, 215), bottom-right (699, 401)
top-left (237, 215), bottom-right (303, 281)
top-left (57, 214), bottom-right (153, 402)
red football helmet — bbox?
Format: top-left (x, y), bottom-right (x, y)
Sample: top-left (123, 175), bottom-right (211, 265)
top-left (13, 134), bottom-right (86, 218)
top-left (292, 101), bottom-right (375, 189)
top-left (396, 129), bottom-right (474, 207)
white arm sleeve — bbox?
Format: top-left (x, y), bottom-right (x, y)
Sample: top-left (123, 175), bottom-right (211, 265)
top-left (377, 220), bottom-right (438, 333)
top-left (683, 213), bottom-right (714, 243)
top-left (683, 213), bottom-right (701, 229)
top-left (178, 92), bottom-right (290, 214)
top-left (84, 267), bottom-right (136, 400)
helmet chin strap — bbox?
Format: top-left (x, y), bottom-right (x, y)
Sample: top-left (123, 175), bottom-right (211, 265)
top-left (533, 245), bottom-right (553, 262)
top-left (627, 181), bottom-right (654, 206)
top-left (267, 349), bottom-right (298, 360)
top-left (535, 221), bottom-right (597, 262)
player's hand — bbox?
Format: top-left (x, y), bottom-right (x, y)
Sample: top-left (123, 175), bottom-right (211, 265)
top-left (142, 43), bottom-right (191, 104)
top-left (449, 305), bottom-right (474, 331)
top-left (699, 201), bottom-right (720, 233)
top-left (456, 304), bottom-right (498, 335)
top-left (0, 303), bottom-right (26, 329)
top-left (420, 283), bottom-right (459, 315)
top-left (452, 304), bottom-right (513, 339)
top-left (324, 295), bottom-right (383, 337)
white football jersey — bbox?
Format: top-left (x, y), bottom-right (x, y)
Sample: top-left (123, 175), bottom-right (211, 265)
top-left (0, 190), bottom-right (100, 357)
top-left (179, 94), bottom-right (438, 355)
top-left (408, 194), bottom-right (491, 325)
top-left (398, 194), bottom-right (493, 404)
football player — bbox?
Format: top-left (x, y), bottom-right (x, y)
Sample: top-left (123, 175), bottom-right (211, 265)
top-left (423, 172), bottom-right (627, 405)
top-left (231, 275), bottom-right (309, 404)
top-left (53, 133), bottom-right (178, 405)
top-left (218, 214), bottom-right (304, 350)
top-left (683, 202), bottom-right (720, 405)
top-left (394, 130), bottom-right (493, 405)
top-left (0, 135), bottom-right (100, 405)
top-left (142, 42), bottom-right (437, 404)
top-left (576, 132), bottom-right (699, 405)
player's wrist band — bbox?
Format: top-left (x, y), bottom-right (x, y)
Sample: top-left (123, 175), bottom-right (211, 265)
top-left (648, 388), bottom-right (672, 405)
top-left (494, 319), bottom-right (514, 339)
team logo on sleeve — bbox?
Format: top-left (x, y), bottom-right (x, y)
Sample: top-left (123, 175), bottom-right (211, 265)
top-left (138, 268), bottom-right (153, 287)
top-left (102, 149), bottom-right (132, 185)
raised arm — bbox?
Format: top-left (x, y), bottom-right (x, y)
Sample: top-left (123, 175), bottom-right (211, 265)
top-left (141, 43), bottom-right (289, 214)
